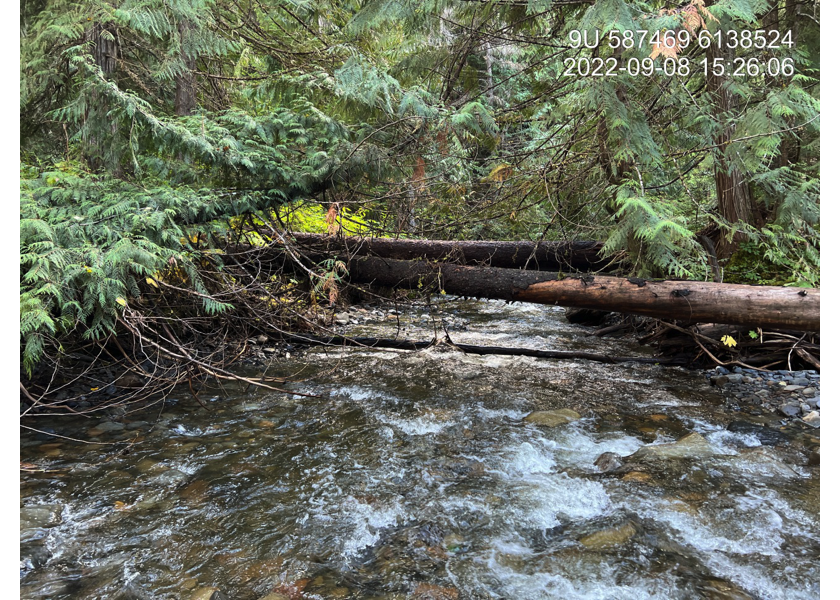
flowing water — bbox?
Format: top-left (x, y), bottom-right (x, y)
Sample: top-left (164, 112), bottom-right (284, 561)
top-left (20, 300), bottom-right (820, 599)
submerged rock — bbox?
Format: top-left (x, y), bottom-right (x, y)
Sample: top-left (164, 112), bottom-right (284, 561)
top-left (524, 409), bottom-right (581, 427)
top-left (808, 446), bottom-right (820, 466)
top-left (96, 420), bottom-right (126, 432)
top-left (149, 468), bottom-right (189, 487)
top-left (20, 505), bottom-right (63, 531)
top-left (594, 452), bottom-right (623, 472)
top-left (411, 583), bottom-right (459, 599)
top-left (630, 432), bottom-right (719, 460)
top-left (179, 480), bottom-right (210, 504)
top-left (697, 579), bottom-right (754, 600)
top-left (190, 587), bottom-right (229, 600)
top-left (730, 447), bottom-right (801, 479)
top-left (578, 522), bottom-right (636, 549)
top-left (726, 420), bottom-right (788, 446)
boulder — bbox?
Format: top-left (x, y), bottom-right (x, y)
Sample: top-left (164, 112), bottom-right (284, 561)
top-left (630, 432), bottom-right (719, 461)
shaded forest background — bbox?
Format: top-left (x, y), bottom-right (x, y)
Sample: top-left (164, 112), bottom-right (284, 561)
top-left (20, 0), bottom-right (819, 383)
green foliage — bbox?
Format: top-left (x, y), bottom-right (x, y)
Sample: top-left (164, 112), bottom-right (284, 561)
top-left (278, 202), bottom-right (380, 235)
top-left (20, 0), bottom-right (820, 372)
top-left (724, 225), bottom-right (820, 288)
top-left (602, 186), bottom-right (706, 279)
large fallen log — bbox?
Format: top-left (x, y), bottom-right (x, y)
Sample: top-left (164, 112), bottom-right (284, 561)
top-left (286, 232), bottom-right (615, 272)
top-left (341, 256), bottom-right (819, 331)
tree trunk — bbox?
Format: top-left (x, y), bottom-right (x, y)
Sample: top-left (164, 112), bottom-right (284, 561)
top-left (706, 41), bottom-right (761, 259)
top-left (285, 233), bottom-right (616, 272)
top-left (84, 22), bottom-right (120, 173)
top-left (339, 256), bottom-right (819, 331)
top-left (175, 20), bottom-right (197, 116)
top-left (90, 22), bottom-right (118, 74)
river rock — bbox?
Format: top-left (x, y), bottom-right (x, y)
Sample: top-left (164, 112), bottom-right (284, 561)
top-left (96, 421), bottom-right (126, 432)
top-left (578, 522), bottom-right (636, 549)
top-left (594, 452), bottom-right (623, 472)
top-left (20, 505), bottom-right (63, 530)
top-left (726, 420), bottom-right (788, 446)
top-left (808, 446), bottom-right (820, 466)
top-left (149, 468), bottom-right (189, 487)
top-left (335, 312), bottom-right (351, 325)
top-left (631, 432), bottom-right (718, 460)
top-left (698, 579), bottom-right (754, 600)
top-left (411, 583), bottom-right (459, 599)
top-left (257, 594), bottom-right (293, 600)
top-left (116, 373), bottom-right (145, 387)
top-left (444, 533), bottom-right (466, 552)
top-left (778, 403), bottom-right (800, 418)
top-left (179, 480), bottom-right (210, 504)
top-left (802, 410), bottom-right (820, 428)
top-left (622, 471), bottom-right (653, 483)
top-left (732, 447), bottom-right (800, 479)
top-left (524, 409), bottom-right (581, 427)
top-left (190, 587), bottom-right (229, 600)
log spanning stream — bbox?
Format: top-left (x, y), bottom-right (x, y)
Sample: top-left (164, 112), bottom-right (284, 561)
top-left (20, 300), bottom-right (819, 599)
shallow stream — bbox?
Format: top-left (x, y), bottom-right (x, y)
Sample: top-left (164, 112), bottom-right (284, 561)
top-left (20, 300), bottom-right (820, 599)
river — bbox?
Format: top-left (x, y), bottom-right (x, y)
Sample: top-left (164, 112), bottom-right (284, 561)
top-left (20, 299), bottom-right (820, 599)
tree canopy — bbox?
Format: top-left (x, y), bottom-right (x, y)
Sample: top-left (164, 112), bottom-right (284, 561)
top-left (20, 0), bottom-right (820, 373)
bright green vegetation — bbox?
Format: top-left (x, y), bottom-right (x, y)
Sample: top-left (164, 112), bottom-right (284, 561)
top-left (20, 0), bottom-right (819, 373)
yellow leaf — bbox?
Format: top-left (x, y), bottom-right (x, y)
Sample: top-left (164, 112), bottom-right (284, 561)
top-left (114, 501), bottom-right (129, 511)
top-left (90, 387), bottom-right (99, 392)
top-left (146, 277), bottom-right (158, 288)
top-left (720, 335), bottom-right (737, 348)
top-left (487, 163), bottom-right (513, 182)
top-left (116, 297), bottom-right (127, 307)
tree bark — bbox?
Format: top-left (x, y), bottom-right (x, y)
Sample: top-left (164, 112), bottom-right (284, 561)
top-left (84, 22), bottom-right (120, 173)
top-left (89, 22), bottom-right (118, 74)
top-left (286, 233), bottom-right (616, 272)
top-left (706, 39), bottom-right (761, 259)
top-left (340, 256), bottom-right (819, 331)
top-left (175, 20), bottom-right (197, 116)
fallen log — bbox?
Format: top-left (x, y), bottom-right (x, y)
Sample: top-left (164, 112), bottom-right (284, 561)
top-left (286, 232), bottom-right (615, 272)
top-left (341, 257), bottom-right (819, 332)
